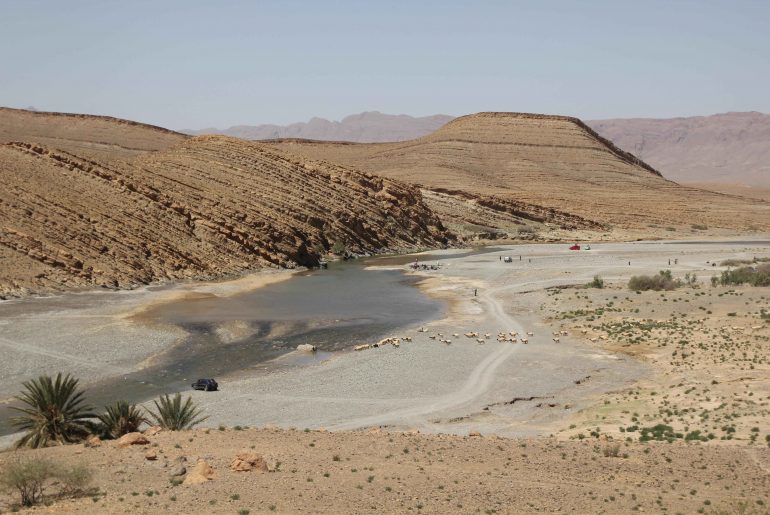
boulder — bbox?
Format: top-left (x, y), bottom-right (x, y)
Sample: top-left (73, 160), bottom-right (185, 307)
top-left (468, 431), bottom-right (482, 437)
top-left (116, 432), bottom-right (150, 448)
top-left (230, 452), bottom-right (268, 472)
top-left (169, 456), bottom-right (187, 477)
top-left (145, 450), bottom-right (158, 461)
top-left (296, 344), bottom-right (317, 352)
top-left (183, 460), bottom-right (215, 485)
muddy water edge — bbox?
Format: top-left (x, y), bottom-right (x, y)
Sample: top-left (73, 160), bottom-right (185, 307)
top-left (0, 257), bottom-right (448, 436)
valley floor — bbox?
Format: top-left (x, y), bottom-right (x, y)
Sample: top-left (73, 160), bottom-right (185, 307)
top-left (2, 239), bottom-right (770, 513)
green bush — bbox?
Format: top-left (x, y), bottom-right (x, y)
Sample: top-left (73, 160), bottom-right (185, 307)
top-left (98, 401), bottom-right (147, 439)
top-left (147, 393), bottom-right (207, 431)
top-left (718, 265), bottom-right (770, 287)
top-left (10, 373), bottom-right (95, 448)
top-left (330, 241), bottom-right (347, 255)
top-left (587, 276), bottom-right (604, 289)
top-left (628, 270), bottom-right (679, 291)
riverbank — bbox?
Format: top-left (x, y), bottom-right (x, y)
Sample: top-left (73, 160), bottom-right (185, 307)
top-left (3, 240), bottom-right (769, 448)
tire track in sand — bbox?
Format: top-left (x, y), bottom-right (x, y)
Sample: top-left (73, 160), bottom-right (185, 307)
top-left (327, 285), bottom-right (524, 431)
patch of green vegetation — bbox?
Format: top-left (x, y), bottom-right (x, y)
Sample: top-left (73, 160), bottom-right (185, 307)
top-left (628, 270), bottom-right (679, 291)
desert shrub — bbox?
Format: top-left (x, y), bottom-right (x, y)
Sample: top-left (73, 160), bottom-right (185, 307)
top-left (97, 401), bottom-right (147, 439)
top-left (10, 373), bottom-right (95, 448)
top-left (683, 272), bottom-right (699, 288)
top-left (147, 393), bottom-right (207, 431)
top-left (639, 424), bottom-right (683, 442)
top-left (57, 464), bottom-right (93, 497)
top-left (0, 457), bottom-right (52, 506)
top-left (517, 226), bottom-right (537, 235)
top-left (720, 257), bottom-right (770, 267)
top-left (0, 458), bottom-right (94, 506)
top-left (586, 275), bottom-right (604, 289)
top-left (330, 240), bottom-right (347, 255)
top-left (628, 270), bottom-right (679, 291)
top-left (718, 265), bottom-right (770, 287)
top-left (602, 444), bottom-right (620, 457)
top-left (691, 224), bottom-right (707, 230)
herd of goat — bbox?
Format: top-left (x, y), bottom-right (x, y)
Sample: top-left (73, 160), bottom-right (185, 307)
top-left (353, 328), bottom-right (572, 351)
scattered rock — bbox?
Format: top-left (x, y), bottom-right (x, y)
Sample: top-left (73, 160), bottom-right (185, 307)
top-left (145, 450), bottom-right (158, 461)
top-left (183, 459), bottom-right (215, 485)
top-left (116, 432), bottom-right (150, 448)
top-left (84, 435), bottom-right (102, 448)
top-left (296, 343), bottom-right (317, 352)
top-left (144, 425), bottom-right (163, 436)
top-left (469, 431), bottom-right (482, 437)
top-left (169, 464), bottom-right (187, 477)
top-left (265, 456), bottom-right (279, 472)
top-left (230, 452), bottom-right (268, 472)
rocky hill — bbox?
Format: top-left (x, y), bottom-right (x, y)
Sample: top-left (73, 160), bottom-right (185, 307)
top-left (0, 135), bottom-right (449, 297)
top-left (588, 112), bottom-right (770, 186)
top-left (183, 111), bottom-right (454, 143)
top-left (0, 107), bottom-right (187, 161)
top-left (269, 112), bottom-right (770, 236)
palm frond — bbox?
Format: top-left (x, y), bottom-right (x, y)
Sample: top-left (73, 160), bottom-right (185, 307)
top-left (146, 393), bottom-right (207, 430)
top-left (10, 373), bottom-right (95, 448)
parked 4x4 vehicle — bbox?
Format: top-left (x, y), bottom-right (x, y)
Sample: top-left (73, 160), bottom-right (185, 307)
top-left (191, 378), bottom-right (218, 391)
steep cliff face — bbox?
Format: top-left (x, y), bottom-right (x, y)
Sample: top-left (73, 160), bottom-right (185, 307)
top-left (0, 137), bottom-right (449, 297)
top-left (269, 112), bottom-right (770, 232)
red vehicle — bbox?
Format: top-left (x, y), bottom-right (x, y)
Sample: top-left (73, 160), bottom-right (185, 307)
top-left (569, 244), bottom-right (581, 251)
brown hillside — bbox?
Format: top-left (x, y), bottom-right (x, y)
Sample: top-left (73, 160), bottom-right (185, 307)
top-left (0, 107), bottom-right (187, 161)
top-left (0, 137), bottom-right (448, 297)
top-left (269, 112), bottom-right (770, 234)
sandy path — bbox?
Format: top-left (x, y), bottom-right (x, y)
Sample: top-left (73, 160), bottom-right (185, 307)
top-left (328, 286), bottom-right (523, 430)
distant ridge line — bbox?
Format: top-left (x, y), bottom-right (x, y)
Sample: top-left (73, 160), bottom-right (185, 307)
top-left (0, 106), bottom-right (188, 138)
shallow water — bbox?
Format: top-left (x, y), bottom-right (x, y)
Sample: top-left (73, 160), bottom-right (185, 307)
top-left (0, 260), bottom-right (444, 435)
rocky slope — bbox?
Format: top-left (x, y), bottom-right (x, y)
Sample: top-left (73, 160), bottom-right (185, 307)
top-left (183, 111), bottom-right (454, 143)
top-left (0, 136), bottom-right (449, 297)
top-left (0, 107), bottom-right (187, 161)
top-left (588, 111), bottom-right (770, 186)
top-left (269, 112), bottom-right (770, 235)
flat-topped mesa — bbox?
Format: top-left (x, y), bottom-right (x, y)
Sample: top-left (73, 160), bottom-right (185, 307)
top-left (434, 112), bottom-right (662, 177)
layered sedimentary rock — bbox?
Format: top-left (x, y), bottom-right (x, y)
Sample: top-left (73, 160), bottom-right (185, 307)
top-left (0, 136), bottom-right (448, 297)
top-left (270, 112), bottom-right (770, 233)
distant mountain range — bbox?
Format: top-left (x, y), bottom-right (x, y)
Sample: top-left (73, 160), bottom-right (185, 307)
top-left (182, 111), bottom-right (454, 143)
top-left (587, 112), bottom-right (770, 186)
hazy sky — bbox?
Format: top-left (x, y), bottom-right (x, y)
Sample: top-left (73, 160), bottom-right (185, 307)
top-left (2, 0), bottom-right (769, 129)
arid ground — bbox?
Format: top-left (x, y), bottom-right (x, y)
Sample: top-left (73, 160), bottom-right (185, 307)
top-left (2, 240), bottom-right (769, 513)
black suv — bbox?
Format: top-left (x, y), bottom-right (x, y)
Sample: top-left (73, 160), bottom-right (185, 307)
top-left (191, 378), bottom-right (218, 391)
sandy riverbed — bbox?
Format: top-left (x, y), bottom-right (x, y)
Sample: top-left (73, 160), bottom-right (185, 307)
top-left (2, 240), bottom-right (769, 448)
top-left (185, 239), bottom-right (770, 437)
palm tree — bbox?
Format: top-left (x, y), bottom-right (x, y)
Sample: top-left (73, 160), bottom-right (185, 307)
top-left (97, 401), bottom-right (147, 439)
top-left (146, 393), bottom-right (207, 431)
top-left (10, 373), bottom-right (95, 448)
